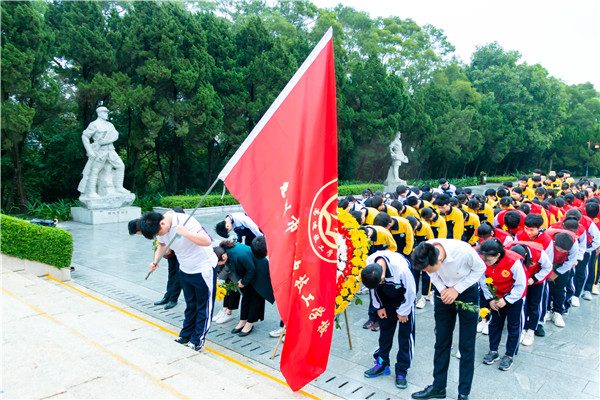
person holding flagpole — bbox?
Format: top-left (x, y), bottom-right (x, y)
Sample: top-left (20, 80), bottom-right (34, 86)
top-left (139, 211), bottom-right (218, 352)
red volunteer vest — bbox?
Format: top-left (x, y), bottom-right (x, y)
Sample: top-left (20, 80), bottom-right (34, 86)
top-left (545, 228), bottom-right (577, 264)
top-left (497, 209), bottom-right (527, 235)
top-left (506, 240), bottom-right (546, 283)
top-left (485, 250), bottom-right (525, 299)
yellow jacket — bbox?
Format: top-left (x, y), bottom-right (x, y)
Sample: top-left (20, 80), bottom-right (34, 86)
top-left (441, 207), bottom-right (465, 240)
top-left (389, 216), bottom-right (414, 256)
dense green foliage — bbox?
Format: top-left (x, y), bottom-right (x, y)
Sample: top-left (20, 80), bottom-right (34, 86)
top-left (26, 198), bottom-right (80, 221)
top-left (160, 194), bottom-right (240, 209)
top-left (0, 214), bottom-right (73, 268)
top-left (338, 184), bottom-right (385, 196)
top-left (2, 1), bottom-right (598, 211)
top-left (485, 176), bottom-right (519, 184)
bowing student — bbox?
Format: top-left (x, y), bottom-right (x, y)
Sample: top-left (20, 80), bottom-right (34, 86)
top-left (478, 239), bottom-right (527, 371)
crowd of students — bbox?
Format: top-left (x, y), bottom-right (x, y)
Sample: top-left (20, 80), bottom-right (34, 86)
top-left (339, 170), bottom-right (600, 398)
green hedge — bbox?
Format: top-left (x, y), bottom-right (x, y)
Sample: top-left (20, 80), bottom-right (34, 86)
top-left (0, 214), bottom-right (73, 269)
top-left (338, 184), bottom-right (385, 196)
top-left (160, 194), bottom-right (240, 209)
top-left (485, 176), bottom-right (518, 184)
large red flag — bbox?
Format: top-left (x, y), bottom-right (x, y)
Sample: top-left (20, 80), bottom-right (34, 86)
top-left (218, 28), bottom-right (337, 391)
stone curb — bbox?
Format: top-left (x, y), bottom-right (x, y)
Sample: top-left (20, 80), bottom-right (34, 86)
top-left (1, 253), bottom-right (71, 281)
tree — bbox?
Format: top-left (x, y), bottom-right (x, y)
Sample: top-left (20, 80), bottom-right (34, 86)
top-left (341, 55), bottom-right (409, 181)
top-left (1, 1), bottom-right (59, 210)
top-left (466, 42), bottom-right (567, 174)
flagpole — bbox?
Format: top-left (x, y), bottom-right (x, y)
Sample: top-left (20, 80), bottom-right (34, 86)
top-left (271, 325), bottom-right (287, 359)
top-left (145, 177), bottom-right (221, 280)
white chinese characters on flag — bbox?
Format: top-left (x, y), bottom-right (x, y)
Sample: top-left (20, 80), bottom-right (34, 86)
top-left (218, 28), bottom-right (337, 391)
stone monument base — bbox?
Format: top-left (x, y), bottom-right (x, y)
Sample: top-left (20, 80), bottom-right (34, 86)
top-left (79, 192), bottom-right (135, 210)
top-left (71, 206), bottom-right (141, 225)
top-left (384, 179), bottom-right (407, 194)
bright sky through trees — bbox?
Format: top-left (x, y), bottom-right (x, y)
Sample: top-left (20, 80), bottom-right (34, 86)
top-left (311, 0), bottom-right (600, 89)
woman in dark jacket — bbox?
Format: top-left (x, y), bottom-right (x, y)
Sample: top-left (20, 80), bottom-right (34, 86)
top-left (214, 240), bottom-right (274, 336)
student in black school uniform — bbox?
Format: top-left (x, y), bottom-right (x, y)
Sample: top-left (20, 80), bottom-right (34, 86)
top-left (411, 240), bottom-right (486, 400)
top-left (358, 222), bottom-right (398, 332)
top-left (362, 250), bottom-right (416, 390)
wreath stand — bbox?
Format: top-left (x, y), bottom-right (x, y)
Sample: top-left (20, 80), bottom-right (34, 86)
top-left (343, 310), bottom-right (353, 350)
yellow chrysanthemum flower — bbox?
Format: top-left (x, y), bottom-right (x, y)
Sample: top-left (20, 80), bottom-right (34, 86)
top-left (336, 296), bottom-right (343, 305)
top-left (341, 288), bottom-right (349, 297)
top-left (479, 307), bottom-right (490, 318)
top-left (485, 277), bottom-right (493, 284)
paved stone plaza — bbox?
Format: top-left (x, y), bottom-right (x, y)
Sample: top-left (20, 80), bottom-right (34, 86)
top-left (50, 206), bottom-right (600, 400)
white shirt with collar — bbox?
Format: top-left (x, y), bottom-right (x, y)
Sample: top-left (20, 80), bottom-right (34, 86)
top-left (426, 238), bottom-right (486, 294)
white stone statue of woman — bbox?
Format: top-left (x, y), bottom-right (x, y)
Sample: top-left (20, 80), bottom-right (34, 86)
top-left (387, 131), bottom-right (409, 182)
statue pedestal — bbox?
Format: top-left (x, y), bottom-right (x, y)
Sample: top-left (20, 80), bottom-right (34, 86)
top-left (79, 192), bottom-right (135, 210)
top-left (71, 206), bottom-right (141, 225)
top-left (384, 179), bottom-right (407, 194)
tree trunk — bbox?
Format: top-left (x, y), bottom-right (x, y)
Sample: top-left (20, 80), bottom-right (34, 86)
top-left (472, 159), bottom-right (481, 177)
top-left (355, 155), bottom-right (366, 181)
top-left (7, 137), bottom-right (28, 210)
top-left (155, 142), bottom-right (168, 193)
top-left (170, 138), bottom-right (180, 195)
top-left (207, 140), bottom-right (214, 189)
top-left (131, 148), bottom-right (140, 193)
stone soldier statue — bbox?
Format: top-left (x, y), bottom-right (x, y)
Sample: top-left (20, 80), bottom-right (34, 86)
top-left (78, 106), bottom-right (129, 199)
top-left (388, 131), bottom-right (409, 182)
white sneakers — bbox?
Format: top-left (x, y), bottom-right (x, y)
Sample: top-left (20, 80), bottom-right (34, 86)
top-left (552, 312), bottom-right (565, 328)
top-left (416, 297), bottom-right (427, 309)
top-left (217, 313), bottom-right (234, 324)
top-left (592, 285), bottom-right (599, 295)
top-left (571, 296), bottom-right (580, 307)
top-left (357, 286), bottom-right (370, 295)
top-left (581, 291), bottom-right (593, 301)
top-left (212, 310), bottom-right (225, 322)
top-left (544, 312), bottom-right (552, 322)
top-left (212, 310), bottom-right (234, 324)
top-left (269, 327), bottom-right (284, 338)
top-left (477, 320), bottom-right (488, 333)
top-left (521, 329), bottom-right (535, 346)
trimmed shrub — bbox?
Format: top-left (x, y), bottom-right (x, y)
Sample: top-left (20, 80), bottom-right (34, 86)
top-left (160, 194), bottom-right (240, 209)
top-left (338, 184), bottom-right (384, 196)
top-left (0, 214), bottom-right (73, 269)
top-left (486, 176), bottom-right (518, 184)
